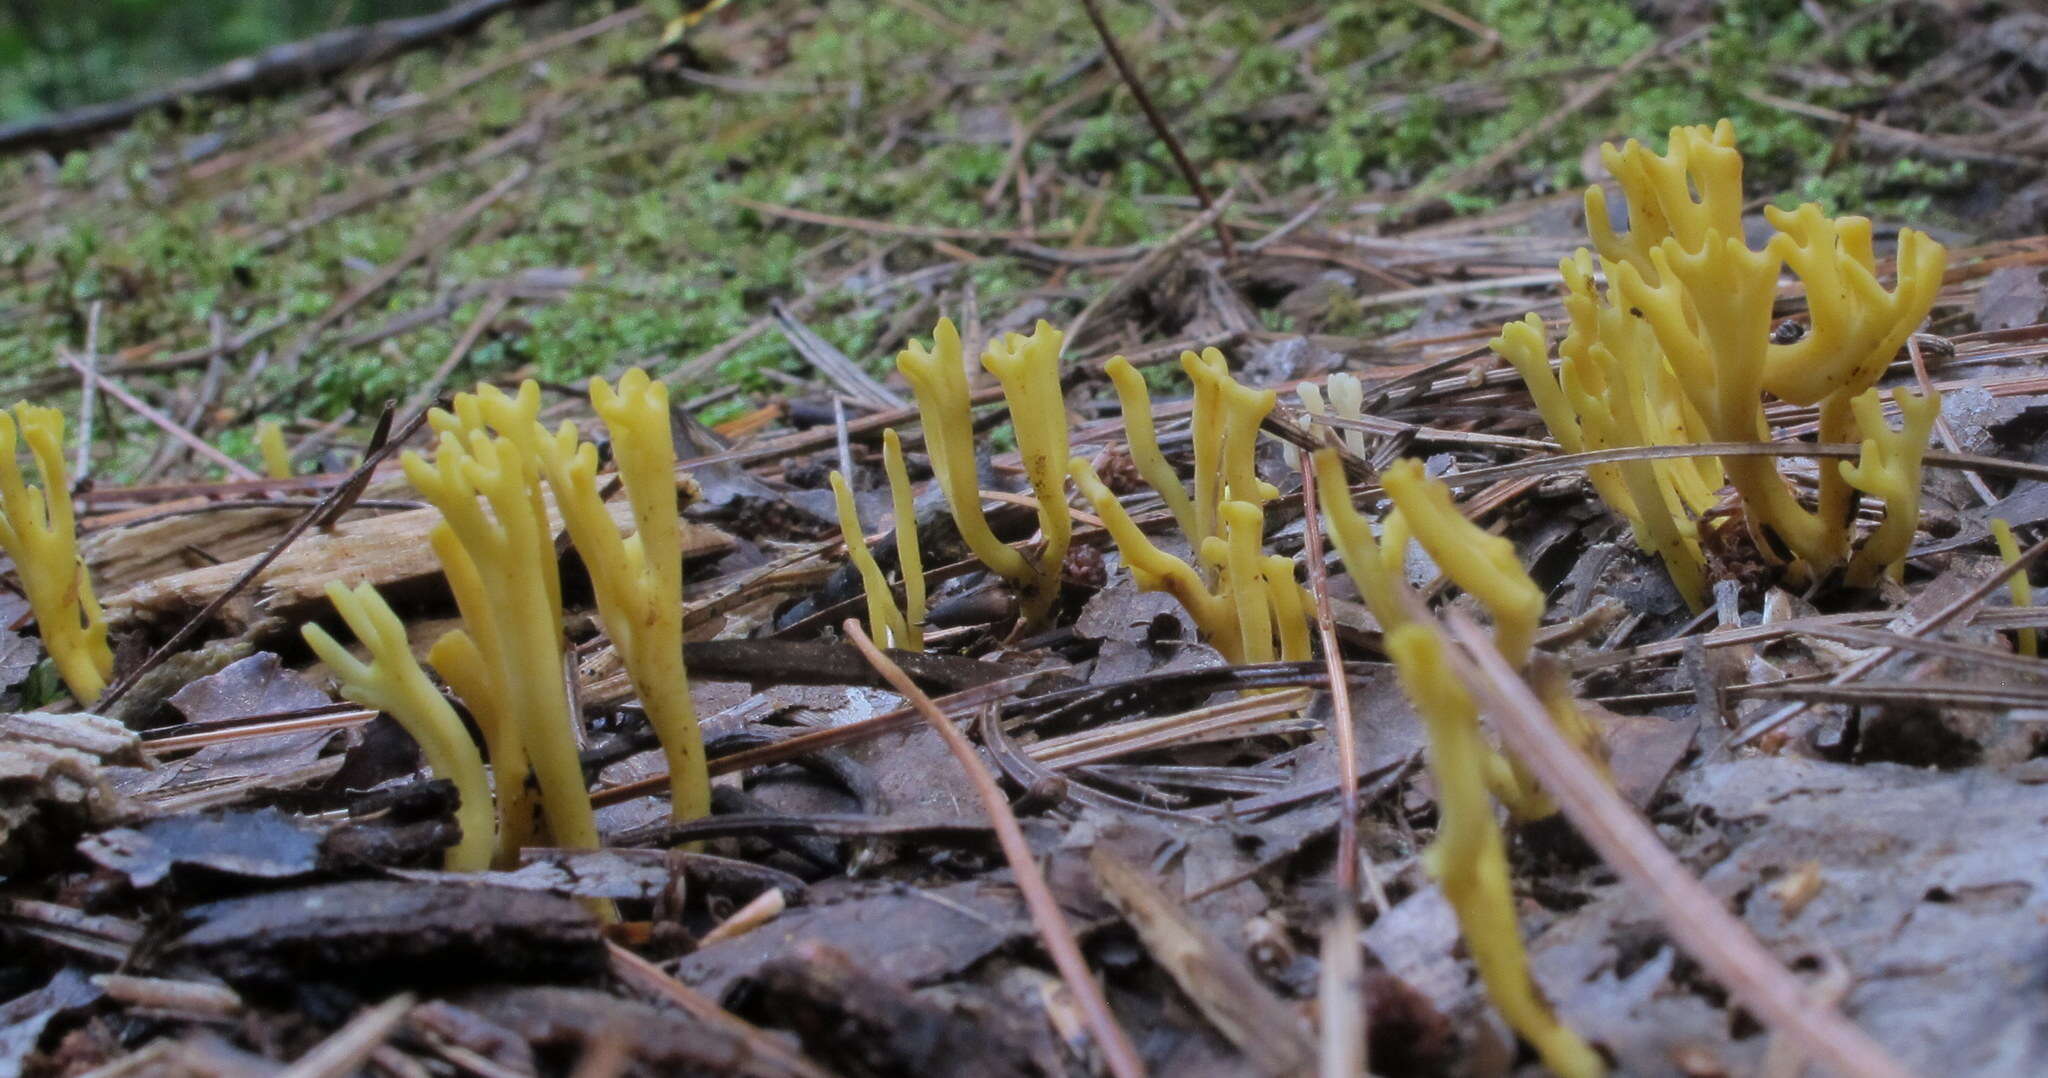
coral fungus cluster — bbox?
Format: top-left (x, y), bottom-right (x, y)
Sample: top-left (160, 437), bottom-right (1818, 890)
top-left (1490, 120), bottom-right (1946, 607)
top-left (303, 372), bottom-right (708, 872)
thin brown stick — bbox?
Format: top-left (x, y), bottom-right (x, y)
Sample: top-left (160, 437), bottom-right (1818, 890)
top-left (402, 291), bottom-right (511, 421)
top-left (278, 992), bottom-right (415, 1078)
top-left (1299, 450), bottom-right (1361, 906)
top-left (1439, 611), bottom-right (1916, 1078)
top-left (1074, 0), bottom-right (1235, 262)
top-left (842, 620), bottom-right (1148, 1078)
top-left (57, 348), bottom-right (261, 481)
top-left (605, 941), bottom-right (835, 1078)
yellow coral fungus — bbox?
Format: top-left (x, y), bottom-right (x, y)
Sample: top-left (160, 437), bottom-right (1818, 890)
top-left (980, 321), bottom-right (1073, 624)
top-left (1385, 623), bottom-right (1605, 1078)
top-left (1992, 518), bottom-right (2037, 658)
top-left (257, 420), bottom-right (293, 479)
top-left (1070, 457), bottom-right (1237, 654)
top-left (405, 396), bottom-right (590, 865)
top-left (1264, 553), bottom-right (1311, 663)
top-left (883, 428), bottom-right (925, 650)
top-left (303, 582), bottom-right (493, 871)
top-left (1220, 501), bottom-right (1274, 665)
top-left (1104, 355), bottom-right (1198, 544)
top-left (1313, 448), bottom-right (1408, 632)
top-left (1492, 120), bottom-right (1947, 603)
top-left (1379, 459), bottom-right (1544, 668)
top-left (0, 404), bottom-right (112, 703)
top-left (1183, 348), bottom-right (1279, 521)
top-left (470, 373), bottom-right (711, 825)
top-left (1072, 455), bottom-right (1309, 666)
top-left (1839, 387), bottom-right (1941, 587)
top-left (897, 319), bottom-right (1039, 605)
top-left (831, 469), bottom-right (912, 650)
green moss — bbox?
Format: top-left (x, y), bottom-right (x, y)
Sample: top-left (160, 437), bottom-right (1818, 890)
top-left (0, 0), bottom-right (1987, 482)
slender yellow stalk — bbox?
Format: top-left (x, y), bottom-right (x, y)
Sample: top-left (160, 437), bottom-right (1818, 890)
top-left (0, 404), bottom-right (111, 703)
top-left (1263, 554), bottom-right (1311, 662)
top-left (1070, 457), bottom-right (1237, 658)
top-left (257, 420), bottom-right (293, 479)
top-left (304, 582), bottom-right (493, 871)
top-left (1221, 501), bottom-right (1273, 665)
top-left (1992, 518), bottom-right (2037, 658)
top-left (831, 469), bottom-right (911, 650)
top-left (1840, 386), bottom-right (1941, 586)
top-left (405, 420), bottom-right (590, 864)
top-left (1386, 623), bottom-right (1604, 1078)
top-left (1379, 459), bottom-right (1543, 668)
top-left (1104, 355), bottom-right (1198, 544)
top-left (883, 428), bottom-right (925, 649)
top-left (898, 319), bottom-right (1036, 593)
top-left (981, 321), bottom-right (1072, 625)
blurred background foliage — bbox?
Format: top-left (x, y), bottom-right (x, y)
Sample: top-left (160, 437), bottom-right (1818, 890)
top-left (0, 0), bottom-right (447, 123)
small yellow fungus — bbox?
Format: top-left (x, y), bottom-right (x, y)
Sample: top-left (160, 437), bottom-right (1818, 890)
top-left (831, 468), bottom-right (912, 650)
top-left (1264, 553), bottom-right (1311, 663)
top-left (897, 319), bottom-right (1039, 607)
top-left (1992, 518), bottom-right (2037, 658)
top-left (303, 581), bottom-right (493, 871)
top-left (405, 397), bottom-right (590, 865)
top-left (883, 428), bottom-right (925, 650)
top-left (1070, 457), bottom-right (1238, 655)
top-left (1104, 355), bottom-right (1198, 544)
top-left (1072, 455), bottom-right (1308, 665)
top-left (1221, 501), bottom-right (1274, 665)
top-left (980, 321), bottom-right (1073, 625)
top-left (257, 420), bottom-right (293, 479)
top-left (1313, 448), bottom-right (1409, 634)
top-left (1386, 623), bottom-right (1604, 1078)
top-left (1838, 386), bottom-right (1941, 587)
top-left (1379, 459), bottom-right (1544, 668)
top-left (0, 404), bottom-right (112, 704)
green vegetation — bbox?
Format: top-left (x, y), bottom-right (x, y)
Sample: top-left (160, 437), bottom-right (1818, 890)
top-left (0, 0), bottom-right (447, 123)
top-left (0, 0), bottom-right (1993, 481)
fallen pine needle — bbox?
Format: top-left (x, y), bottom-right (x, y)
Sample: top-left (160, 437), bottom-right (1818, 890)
top-left (845, 619), bottom-right (1148, 1078)
top-left (1439, 611), bottom-right (1915, 1078)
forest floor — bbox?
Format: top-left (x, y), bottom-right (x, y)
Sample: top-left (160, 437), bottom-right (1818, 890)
top-left (6, 2), bottom-right (2048, 1076)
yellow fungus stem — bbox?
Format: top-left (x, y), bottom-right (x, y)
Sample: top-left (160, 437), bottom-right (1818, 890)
top-left (304, 582), bottom-right (493, 871)
top-left (1105, 355), bottom-right (1198, 545)
top-left (1312, 448), bottom-right (1407, 633)
top-left (980, 321), bottom-right (1072, 625)
top-left (1379, 459), bottom-right (1543, 668)
top-left (1992, 518), bottom-right (2037, 658)
top-left (1840, 386), bottom-right (1940, 587)
top-left (1221, 501), bottom-right (1273, 665)
top-left (1387, 623), bottom-right (1604, 1078)
top-left (257, 420), bottom-right (293, 479)
top-left (0, 404), bottom-right (111, 703)
top-left (1070, 457), bottom-right (1238, 659)
top-left (898, 318), bottom-right (1038, 599)
top-left (405, 412), bottom-right (592, 865)
top-left (883, 428), bottom-right (925, 650)
top-left (831, 469), bottom-right (912, 650)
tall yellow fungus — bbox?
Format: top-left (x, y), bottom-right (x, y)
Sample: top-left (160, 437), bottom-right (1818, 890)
top-left (0, 404), bottom-right (112, 704)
